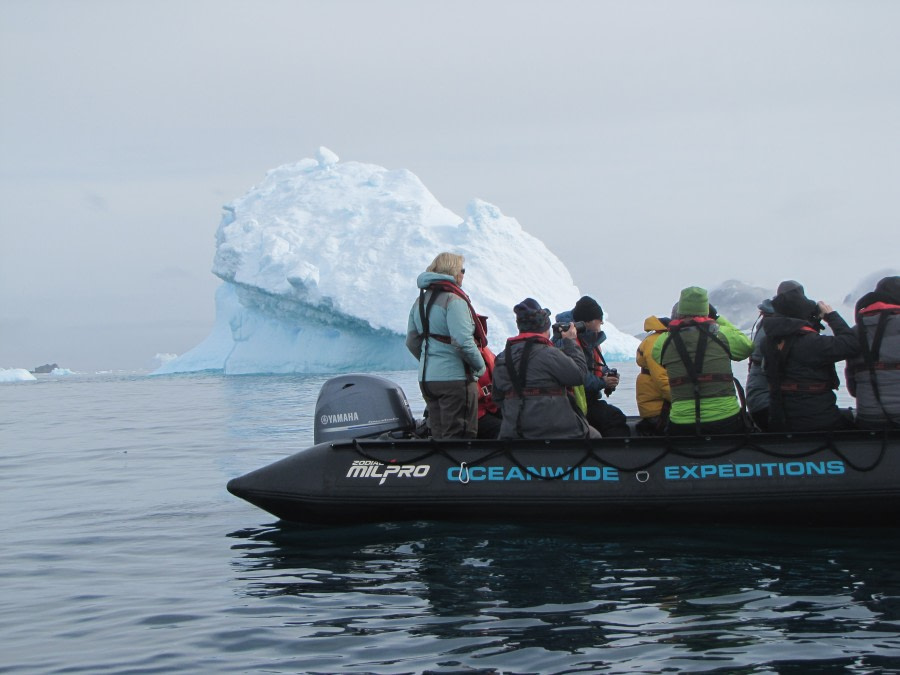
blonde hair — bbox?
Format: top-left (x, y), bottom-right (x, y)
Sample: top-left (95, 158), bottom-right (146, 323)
top-left (426, 252), bottom-right (464, 277)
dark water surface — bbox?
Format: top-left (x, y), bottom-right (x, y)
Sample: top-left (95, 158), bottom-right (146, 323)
top-left (2, 367), bottom-right (898, 673)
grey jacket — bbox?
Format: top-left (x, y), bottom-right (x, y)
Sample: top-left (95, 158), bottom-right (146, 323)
top-left (492, 335), bottom-right (590, 439)
top-left (846, 307), bottom-right (900, 427)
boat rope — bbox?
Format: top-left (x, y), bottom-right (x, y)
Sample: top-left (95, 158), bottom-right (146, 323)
top-left (350, 438), bottom-right (439, 465)
top-left (498, 439), bottom-right (594, 481)
top-left (589, 442), bottom-right (672, 473)
top-left (819, 431), bottom-right (889, 473)
top-left (702, 431), bottom-right (890, 473)
top-left (669, 432), bottom-right (760, 461)
top-left (350, 438), bottom-right (509, 469)
top-left (347, 430), bottom-right (892, 477)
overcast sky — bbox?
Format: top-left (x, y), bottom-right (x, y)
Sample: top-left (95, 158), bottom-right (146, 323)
top-left (2, 1), bottom-right (898, 372)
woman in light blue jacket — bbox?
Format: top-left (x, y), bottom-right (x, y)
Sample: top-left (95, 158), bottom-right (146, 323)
top-left (406, 253), bottom-right (486, 438)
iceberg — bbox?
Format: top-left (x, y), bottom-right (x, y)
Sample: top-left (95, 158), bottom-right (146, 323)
top-left (158, 148), bottom-right (640, 375)
top-left (0, 368), bottom-right (37, 383)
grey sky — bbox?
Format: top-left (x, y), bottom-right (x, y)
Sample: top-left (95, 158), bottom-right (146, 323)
top-left (2, 1), bottom-right (898, 371)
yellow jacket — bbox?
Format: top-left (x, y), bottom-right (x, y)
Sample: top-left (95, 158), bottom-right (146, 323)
top-left (635, 316), bottom-right (671, 418)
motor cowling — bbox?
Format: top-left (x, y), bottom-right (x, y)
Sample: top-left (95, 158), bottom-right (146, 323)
top-left (313, 374), bottom-right (416, 444)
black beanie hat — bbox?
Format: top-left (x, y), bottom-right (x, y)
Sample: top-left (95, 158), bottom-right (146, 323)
top-left (875, 276), bottom-right (900, 304)
top-left (855, 275), bottom-right (900, 314)
top-left (572, 295), bottom-right (603, 322)
top-left (772, 288), bottom-right (818, 322)
top-left (514, 298), bottom-right (551, 334)
top-left (777, 279), bottom-right (804, 295)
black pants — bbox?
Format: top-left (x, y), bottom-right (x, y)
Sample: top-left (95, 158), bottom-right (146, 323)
top-left (635, 416), bottom-right (666, 436)
top-left (586, 398), bottom-right (631, 437)
top-left (769, 406), bottom-right (856, 432)
top-left (750, 408), bottom-right (769, 432)
top-left (477, 411), bottom-right (502, 439)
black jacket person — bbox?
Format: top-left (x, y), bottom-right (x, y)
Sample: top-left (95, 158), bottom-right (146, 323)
top-left (761, 287), bottom-right (860, 432)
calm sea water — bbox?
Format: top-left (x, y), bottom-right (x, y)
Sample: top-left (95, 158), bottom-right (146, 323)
top-left (2, 363), bottom-right (898, 674)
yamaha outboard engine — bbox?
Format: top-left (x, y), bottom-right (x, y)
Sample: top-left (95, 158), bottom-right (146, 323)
top-left (313, 374), bottom-right (416, 444)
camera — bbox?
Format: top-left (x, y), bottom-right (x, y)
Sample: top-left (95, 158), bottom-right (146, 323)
top-left (603, 367), bottom-right (619, 396)
top-left (552, 321), bottom-right (586, 337)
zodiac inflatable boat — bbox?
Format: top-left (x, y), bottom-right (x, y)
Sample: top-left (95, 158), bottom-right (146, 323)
top-left (227, 374), bottom-right (900, 526)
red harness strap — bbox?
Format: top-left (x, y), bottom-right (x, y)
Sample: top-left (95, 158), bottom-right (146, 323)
top-left (504, 387), bottom-right (567, 398)
top-left (428, 334), bottom-right (452, 344)
top-left (428, 281), bottom-right (487, 348)
top-left (779, 381), bottom-right (832, 393)
top-left (668, 373), bottom-right (733, 387)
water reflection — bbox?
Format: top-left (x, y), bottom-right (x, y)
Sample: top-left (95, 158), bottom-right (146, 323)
top-left (227, 522), bottom-right (900, 671)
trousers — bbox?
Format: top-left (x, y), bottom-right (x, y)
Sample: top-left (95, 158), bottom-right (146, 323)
top-left (420, 380), bottom-right (478, 439)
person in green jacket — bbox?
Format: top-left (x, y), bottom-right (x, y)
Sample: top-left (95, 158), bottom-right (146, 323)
top-left (652, 286), bottom-right (753, 435)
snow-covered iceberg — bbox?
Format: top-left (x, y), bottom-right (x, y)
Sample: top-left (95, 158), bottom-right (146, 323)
top-left (158, 148), bottom-right (639, 375)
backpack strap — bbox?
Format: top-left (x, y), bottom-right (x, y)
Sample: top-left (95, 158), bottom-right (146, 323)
top-left (765, 333), bottom-right (797, 431)
top-left (858, 311), bottom-right (899, 425)
top-left (668, 328), bottom-right (705, 435)
top-left (417, 288), bottom-right (443, 397)
top-left (503, 339), bottom-right (537, 439)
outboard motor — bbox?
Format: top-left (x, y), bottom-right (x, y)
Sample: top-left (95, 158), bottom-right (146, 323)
top-left (313, 374), bottom-right (416, 444)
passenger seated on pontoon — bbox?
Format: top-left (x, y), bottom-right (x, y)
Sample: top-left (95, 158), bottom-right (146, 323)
top-left (652, 286), bottom-right (753, 435)
top-left (762, 286), bottom-right (859, 432)
top-left (569, 295), bottom-right (630, 437)
top-left (634, 314), bottom-right (671, 436)
top-left (492, 298), bottom-right (600, 439)
top-left (846, 276), bottom-right (900, 430)
top-left (746, 280), bottom-right (805, 432)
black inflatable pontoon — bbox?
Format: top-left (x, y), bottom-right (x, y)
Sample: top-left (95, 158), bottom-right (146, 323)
top-left (227, 374), bottom-right (900, 526)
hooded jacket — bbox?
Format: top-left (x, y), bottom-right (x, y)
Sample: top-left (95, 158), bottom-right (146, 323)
top-left (406, 272), bottom-right (486, 382)
top-left (746, 299), bottom-right (775, 415)
top-left (845, 277), bottom-right (900, 427)
top-left (652, 315), bottom-right (752, 425)
top-left (635, 315), bottom-right (671, 418)
top-left (761, 310), bottom-right (859, 431)
top-left (493, 334), bottom-right (590, 439)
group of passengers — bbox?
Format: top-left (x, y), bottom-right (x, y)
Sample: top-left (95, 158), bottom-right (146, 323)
top-left (406, 252), bottom-right (900, 440)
